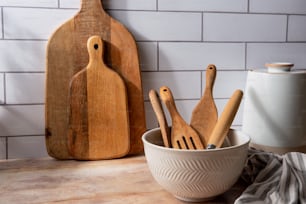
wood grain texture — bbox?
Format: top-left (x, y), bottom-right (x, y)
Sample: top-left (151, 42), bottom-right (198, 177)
top-left (207, 90), bottom-right (243, 149)
top-left (149, 89), bottom-right (171, 148)
top-left (159, 86), bottom-right (204, 150)
top-left (190, 64), bottom-right (218, 147)
top-left (45, 0), bottom-right (146, 159)
top-left (68, 36), bottom-right (129, 160)
top-left (0, 156), bottom-right (247, 204)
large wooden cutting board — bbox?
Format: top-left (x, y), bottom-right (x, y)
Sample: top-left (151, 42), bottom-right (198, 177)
top-left (68, 36), bottom-right (130, 160)
top-left (45, 0), bottom-right (146, 159)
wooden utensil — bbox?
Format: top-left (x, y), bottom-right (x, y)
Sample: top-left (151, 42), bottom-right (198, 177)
top-left (159, 86), bottom-right (204, 150)
top-left (68, 36), bottom-right (129, 160)
top-left (190, 64), bottom-right (218, 146)
top-left (206, 90), bottom-right (243, 149)
top-left (149, 89), bottom-right (171, 148)
top-left (45, 0), bottom-right (146, 159)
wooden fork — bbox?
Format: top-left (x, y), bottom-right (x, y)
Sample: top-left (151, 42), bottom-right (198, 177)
top-left (159, 86), bottom-right (204, 150)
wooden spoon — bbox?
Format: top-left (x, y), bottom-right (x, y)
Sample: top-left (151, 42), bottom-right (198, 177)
top-left (159, 86), bottom-right (204, 150)
top-left (149, 90), bottom-right (171, 148)
top-left (190, 64), bottom-right (218, 146)
top-left (206, 90), bottom-right (243, 149)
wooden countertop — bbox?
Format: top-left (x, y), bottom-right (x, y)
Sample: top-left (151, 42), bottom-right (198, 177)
top-left (0, 155), bottom-right (246, 203)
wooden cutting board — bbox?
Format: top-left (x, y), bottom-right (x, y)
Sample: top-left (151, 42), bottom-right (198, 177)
top-left (68, 36), bottom-right (129, 160)
top-left (45, 0), bottom-right (146, 159)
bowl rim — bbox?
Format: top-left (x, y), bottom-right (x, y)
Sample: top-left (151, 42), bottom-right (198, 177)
top-left (142, 127), bottom-right (250, 152)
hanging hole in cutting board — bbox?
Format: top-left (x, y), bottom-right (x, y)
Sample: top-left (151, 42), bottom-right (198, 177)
top-left (94, 44), bottom-right (99, 50)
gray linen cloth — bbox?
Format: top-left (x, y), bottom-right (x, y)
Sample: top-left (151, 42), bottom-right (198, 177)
top-left (235, 148), bottom-right (306, 204)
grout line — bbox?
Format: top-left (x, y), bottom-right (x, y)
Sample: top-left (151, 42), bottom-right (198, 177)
top-left (201, 12), bottom-right (204, 42)
top-left (0, 39), bottom-right (47, 41)
top-left (244, 43), bottom-right (248, 70)
top-left (1, 3), bottom-right (306, 16)
top-left (0, 71), bottom-right (45, 74)
top-left (0, 103), bottom-right (45, 106)
top-left (200, 70), bottom-right (203, 97)
top-left (142, 69), bottom-right (247, 74)
top-left (144, 97), bottom-right (233, 103)
top-left (6, 136), bottom-right (8, 160)
top-left (157, 41), bottom-right (160, 71)
top-left (286, 14), bottom-right (289, 42)
top-left (247, 0), bottom-right (250, 13)
top-left (0, 5), bottom-right (76, 10)
top-left (1, 7), bottom-right (3, 39)
top-left (137, 40), bottom-right (306, 44)
top-left (5, 134), bottom-right (45, 138)
top-left (3, 73), bottom-right (6, 104)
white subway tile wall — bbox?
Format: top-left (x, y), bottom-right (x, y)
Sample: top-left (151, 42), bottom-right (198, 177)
top-left (138, 42), bottom-right (158, 71)
top-left (0, 137), bottom-right (6, 159)
top-left (7, 136), bottom-right (48, 159)
top-left (60, 0), bottom-right (158, 10)
top-left (158, 0), bottom-right (248, 12)
top-left (203, 13), bottom-right (287, 42)
top-left (247, 43), bottom-right (306, 69)
top-left (3, 8), bottom-right (76, 39)
top-left (104, 0), bottom-right (157, 10)
top-left (142, 71), bottom-right (202, 100)
top-left (0, 73), bottom-right (4, 104)
top-left (159, 42), bottom-right (245, 70)
top-left (249, 0), bottom-right (306, 14)
top-left (209, 71), bottom-right (247, 98)
top-left (0, 41), bottom-right (46, 72)
top-left (288, 15), bottom-right (306, 41)
top-left (5, 73), bottom-right (45, 104)
top-left (109, 11), bottom-right (202, 41)
top-left (0, 0), bottom-right (58, 7)
top-left (0, 10), bottom-right (2, 39)
top-left (0, 105), bottom-right (44, 136)
top-left (0, 0), bottom-right (305, 159)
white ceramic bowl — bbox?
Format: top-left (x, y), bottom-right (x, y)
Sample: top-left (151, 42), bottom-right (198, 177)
top-left (142, 128), bottom-right (250, 202)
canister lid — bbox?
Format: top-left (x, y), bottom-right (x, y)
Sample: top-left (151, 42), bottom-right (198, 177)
top-left (250, 62), bottom-right (306, 75)
top-left (265, 62), bottom-right (294, 73)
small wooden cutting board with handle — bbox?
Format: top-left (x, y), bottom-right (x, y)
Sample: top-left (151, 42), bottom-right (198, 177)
top-left (68, 36), bottom-right (129, 160)
top-left (190, 64), bottom-right (218, 146)
top-left (45, 0), bottom-right (146, 159)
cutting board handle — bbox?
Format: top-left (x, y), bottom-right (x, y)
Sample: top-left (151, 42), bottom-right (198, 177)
top-left (80, 0), bottom-right (105, 13)
top-left (87, 35), bottom-right (104, 68)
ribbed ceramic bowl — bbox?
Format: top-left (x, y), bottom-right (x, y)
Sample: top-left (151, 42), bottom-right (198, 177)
top-left (142, 128), bottom-right (250, 202)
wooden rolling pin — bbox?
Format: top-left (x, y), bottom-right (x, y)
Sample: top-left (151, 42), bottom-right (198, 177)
top-left (206, 90), bottom-right (243, 149)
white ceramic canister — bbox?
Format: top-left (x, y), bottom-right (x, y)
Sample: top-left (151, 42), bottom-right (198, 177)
top-left (242, 63), bottom-right (306, 154)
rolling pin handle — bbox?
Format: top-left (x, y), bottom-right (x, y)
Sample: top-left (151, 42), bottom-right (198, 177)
top-left (206, 144), bottom-right (216, 149)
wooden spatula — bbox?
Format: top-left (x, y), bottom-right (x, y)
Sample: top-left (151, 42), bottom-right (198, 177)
top-left (45, 0), bottom-right (146, 159)
top-left (190, 64), bottom-right (218, 147)
top-left (149, 89), bottom-right (171, 148)
top-left (68, 36), bottom-right (130, 160)
top-left (159, 86), bottom-right (204, 150)
top-left (206, 90), bottom-right (243, 149)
